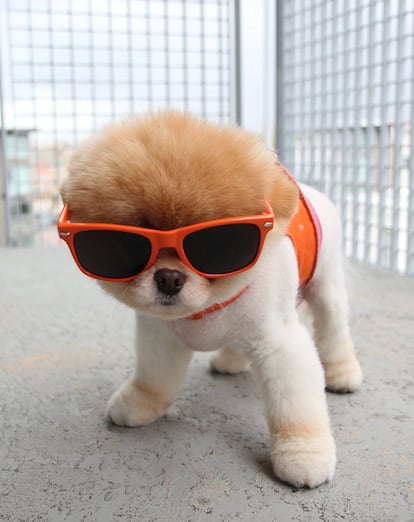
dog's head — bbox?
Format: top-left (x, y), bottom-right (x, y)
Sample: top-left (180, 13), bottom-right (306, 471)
top-left (60, 111), bottom-right (298, 319)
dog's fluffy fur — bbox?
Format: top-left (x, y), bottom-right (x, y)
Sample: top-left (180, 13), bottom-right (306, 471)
top-left (61, 111), bottom-right (362, 488)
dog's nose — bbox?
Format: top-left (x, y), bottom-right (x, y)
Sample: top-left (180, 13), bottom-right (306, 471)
top-left (154, 268), bottom-right (187, 296)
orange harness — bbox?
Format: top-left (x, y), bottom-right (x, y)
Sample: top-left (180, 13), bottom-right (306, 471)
top-left (187, 166), bottom-right (322, 320)
top-left (284, 169), bottom-right (322, 289)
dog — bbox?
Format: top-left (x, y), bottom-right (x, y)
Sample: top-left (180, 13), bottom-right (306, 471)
top-left (58, 111), bottom-right (362, 488)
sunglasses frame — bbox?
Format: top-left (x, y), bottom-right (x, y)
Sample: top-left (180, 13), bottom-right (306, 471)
top-left (57, 201), bottom-right (274, 281)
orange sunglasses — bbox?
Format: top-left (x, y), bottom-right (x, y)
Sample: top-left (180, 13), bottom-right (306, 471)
top-left (57, 201), bottom-right (274, 281)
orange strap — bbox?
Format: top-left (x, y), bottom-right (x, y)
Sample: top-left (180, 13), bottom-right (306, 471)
top-left (186, 285), bottom-right (250, 320)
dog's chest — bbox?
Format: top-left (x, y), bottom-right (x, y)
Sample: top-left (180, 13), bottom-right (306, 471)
top-left (169, 315), bottom-right (237, 352)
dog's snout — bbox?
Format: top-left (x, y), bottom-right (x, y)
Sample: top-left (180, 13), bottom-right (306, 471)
top-left (154, 268), bottom-right (187, 296)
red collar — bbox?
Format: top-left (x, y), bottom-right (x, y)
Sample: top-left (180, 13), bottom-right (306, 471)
top-left (186, 285), bottom-right (250, 320)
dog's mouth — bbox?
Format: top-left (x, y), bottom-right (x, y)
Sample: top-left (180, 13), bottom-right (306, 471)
top-left (156, 294), bottom-right (179, 306)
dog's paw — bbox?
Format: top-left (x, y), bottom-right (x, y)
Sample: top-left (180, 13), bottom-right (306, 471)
top-left (324, 357), bottom-right (363, 393)
top-left (271, 430), bottom-right (336, 488)
top-left (210, 347), bottom-right (249, 374)
top-left (106, 379), bottom-right (169, 427)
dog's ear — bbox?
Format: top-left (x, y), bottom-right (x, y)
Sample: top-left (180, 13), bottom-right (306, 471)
top-left (267, 161), bottom-right (299, 233)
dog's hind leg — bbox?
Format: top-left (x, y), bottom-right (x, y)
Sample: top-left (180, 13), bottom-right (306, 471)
top-left (301, 186), bottom-right (363, 393)
top-left (305, 268), bottom-right (362, 393)
top-left (210, 346), bottom-right (249, 374)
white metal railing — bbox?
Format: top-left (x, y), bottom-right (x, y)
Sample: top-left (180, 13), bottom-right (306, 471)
top-left (276, 0), bottom-right (414, 275)
top-left (1, 0), bottom-right (413, 277)
top-left (0, 0), bottom-right (235, 247)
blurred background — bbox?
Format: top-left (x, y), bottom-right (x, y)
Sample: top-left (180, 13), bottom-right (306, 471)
top-left (0, 0), bottom-right (413, 275)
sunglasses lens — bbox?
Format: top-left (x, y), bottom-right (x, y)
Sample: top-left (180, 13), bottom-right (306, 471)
top-left (183, 224), bottom-right (261, 275)
top-left (74, 230), bottom-right (151, 279)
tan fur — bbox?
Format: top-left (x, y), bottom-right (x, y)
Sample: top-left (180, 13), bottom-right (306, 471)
top-left (269, 420), bottom-right (329, 442)
top-left (61, 111), bottom-right (299, 234)
top-left (210, 346), bottom-right (249, 374)
top-left (106, 378), bottom-right (171, 427)
top-left (322, 353), bottom-right (363, 392)
top-left (130, 379), bottom-right (171, 412)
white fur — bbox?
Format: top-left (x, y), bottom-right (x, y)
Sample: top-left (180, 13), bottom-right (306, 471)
top-left (104, 184), bottom-right (362, 488)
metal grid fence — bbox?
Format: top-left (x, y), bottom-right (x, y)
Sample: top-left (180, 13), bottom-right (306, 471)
top-left (0, 0), bottom-right (234, 246)
top-left (1, 0), bottom-right (414, 277)
top-left (277, 0), bottom-right (414, 275)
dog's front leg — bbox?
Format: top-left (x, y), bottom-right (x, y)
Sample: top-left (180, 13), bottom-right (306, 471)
top-left (106, 314), bottom-right (192, 427)
top-left (247, 317), bottom-right (336, 488)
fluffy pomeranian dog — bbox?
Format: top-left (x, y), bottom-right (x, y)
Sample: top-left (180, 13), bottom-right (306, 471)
top-left (59, 111), bottom-right (362, 488)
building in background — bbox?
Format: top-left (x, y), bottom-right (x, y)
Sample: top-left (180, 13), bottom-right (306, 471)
top-left (1, 129), bottom-right (33, 245)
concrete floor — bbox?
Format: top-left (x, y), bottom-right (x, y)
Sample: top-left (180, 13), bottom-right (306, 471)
top-left (1, 245), bottom-right (413, 521)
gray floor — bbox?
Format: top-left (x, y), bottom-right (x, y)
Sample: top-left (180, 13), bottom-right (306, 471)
top-left (1, 245), bottom-right (413, 522)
